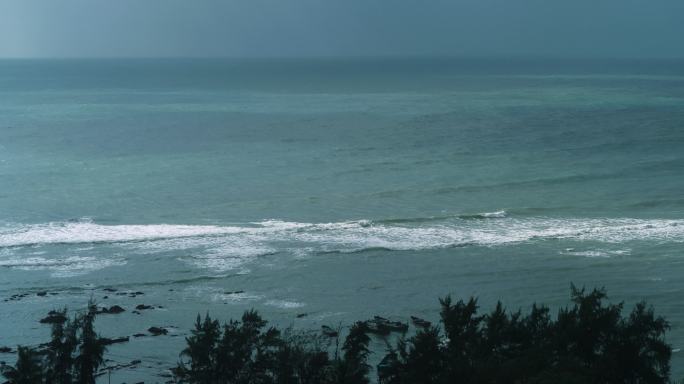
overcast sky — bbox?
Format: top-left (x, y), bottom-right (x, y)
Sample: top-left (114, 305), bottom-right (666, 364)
top-left (1, 0), bottom-right (683, 58)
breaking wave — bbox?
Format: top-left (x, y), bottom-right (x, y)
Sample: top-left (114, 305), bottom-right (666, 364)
top-left (1, 215), bottom-right (683, 274)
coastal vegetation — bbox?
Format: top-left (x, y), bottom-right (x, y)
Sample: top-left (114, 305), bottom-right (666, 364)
top-left (1, 302), bottom-right (105, 384)
top-left (0, 286), bottom-right (673, 383)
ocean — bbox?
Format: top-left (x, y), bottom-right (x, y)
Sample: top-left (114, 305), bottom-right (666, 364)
top-left (1, 58), bottom-right (684, 381)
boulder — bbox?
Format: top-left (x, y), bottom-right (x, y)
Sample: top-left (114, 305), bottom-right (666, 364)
top-left (148, 327), bottom-right (168, 336)
top-left (321, 325), bottom-right (338, 338)
top-left (100, 337), bottom-right (129, 346)
top-left (367, 316), bottom-right (409, 335)
top-left (98, 305), bottom-right (125, 314)
top-left (107, 305), bottom-right (126, 314)
top-left (410, 316), bottom-right (432, 328)
top-left (40, 311), bottom-right (67, 324)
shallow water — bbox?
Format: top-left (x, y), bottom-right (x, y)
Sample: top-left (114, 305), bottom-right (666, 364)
top-left (1, 58), bottom-right (684, 381)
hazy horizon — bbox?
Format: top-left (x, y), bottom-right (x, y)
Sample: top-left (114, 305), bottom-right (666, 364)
top-left (2, 0), bottom-right (683, 59)
top-left (2, 54), bottom-right (684, 61)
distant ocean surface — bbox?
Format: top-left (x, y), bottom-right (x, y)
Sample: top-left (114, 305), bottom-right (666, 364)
top-left (1, 58), bottom-right (684, 380)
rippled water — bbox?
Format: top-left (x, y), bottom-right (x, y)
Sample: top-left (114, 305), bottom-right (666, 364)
top-left (1, 58), bottom-right (684, 381)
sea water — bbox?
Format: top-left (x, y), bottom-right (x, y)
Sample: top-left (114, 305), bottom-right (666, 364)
top-left (1, 58), bottom-right (684, 381)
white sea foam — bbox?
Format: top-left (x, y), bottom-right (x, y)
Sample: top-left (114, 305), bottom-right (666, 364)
top-left (213, 291), bottom-right (264, 303)
top-left (0, 222), bottom-right (246, 247)
top-left (2, 218), bottom-right (684, 251)
top-left (560, 248), bottom-right (631, 258)
top-left (480, 210), bottom-right (507, 218)
top-left (265, 299), bottom-right (306, 309)
top-left (563, 250), bottom-right (611, 258)
top-left (0, 255), bottom-right (126, 277)
top-left (1, 217), bottom-right (683, 274)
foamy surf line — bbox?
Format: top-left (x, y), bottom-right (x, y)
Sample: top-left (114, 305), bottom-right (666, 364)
top-left (1, 216), bottom-right (684, 251)
top-left (0, 223), bottom-right (250, 248)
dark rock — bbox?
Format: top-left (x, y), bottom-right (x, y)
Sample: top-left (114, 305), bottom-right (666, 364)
top-left (365, 321), bottom-right (391, 336)
top-left (321, 325), bottom-right (338, 338)
top-left (98, 305), bottom-right (125, 314)
top-left (103, 288), bottom-right (118, 292)
top-left (36, 291), bottom-right (47, 297)
top-left (386, 321), bottom-right (409, 332)
top-left (367, 317), bottom-right (409, 335)
top-left (100, 337), bottom-right (129, 346)
top-left (94, 371), bottom-right (107, 378)
top-left (0, 347), bottom-right (12, 354)
top-left (410, 316), bottom-right (432, 328)
top-left (132, 333), bottom-right (146, 338)
top-left (148, 327), bottom-right (168, 336)
top-left (132, 311), bottom-right (141, 315)
top-left (296, 313), bottom-right (308, 318)
top-left (103, 296), bottom-right (109, 299)
top-left (40, 311), bottom-right (67, 324)
top-left (108, 305), bottom-right (126, 314)
top-left (135, 304), bottom-right (153, 310)
top-left (130, 360), bottom-right (141, 365)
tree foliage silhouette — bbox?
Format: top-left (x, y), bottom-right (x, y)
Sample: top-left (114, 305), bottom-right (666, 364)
top-left (1, 303), bottom-right (106, 384)
top-left (378, 286), bottom-right (671, 384)
top-left (73, 303), bottom-right (105, 384)
top-left (1, 346), bottom-right (44, 384)
top-left (334, 321), bottom-right (371, 384)
top-left (0, 287), bottom-right (673, 384)
top-left (45, 308), bottom-right (78, 384)
top-left (174, 312), bottom-right (372, 384)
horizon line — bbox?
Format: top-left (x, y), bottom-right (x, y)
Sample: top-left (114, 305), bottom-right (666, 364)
top-left (1, 54), bottom-right (683, 61)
